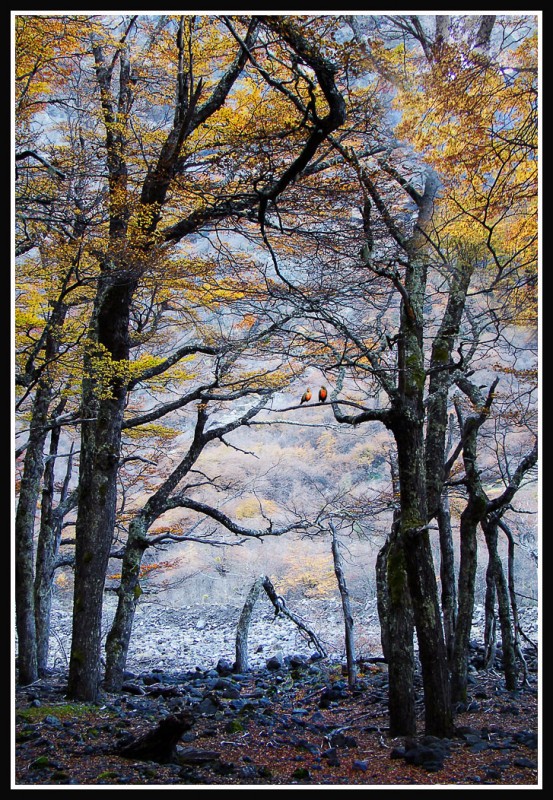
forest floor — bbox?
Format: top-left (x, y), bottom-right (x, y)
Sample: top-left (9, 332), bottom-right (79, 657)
top-left (14, 651), bottom-right (539, 789)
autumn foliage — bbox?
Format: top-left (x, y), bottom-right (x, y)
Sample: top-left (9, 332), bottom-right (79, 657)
top-left (14, 12), bottom-right (538, 746)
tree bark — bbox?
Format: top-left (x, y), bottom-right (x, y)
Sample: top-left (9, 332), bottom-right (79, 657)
top-left (34, 426), bottom-right (74, 675)
top-left (104, 519), bottom-right (149, 692)
top-left (450, 409), bottom-right (489, 703)
top-left (425, 261), bottom-right (474, 519)
top-left (330, 523), bottom-right (357, 687)
top-left (482, 518), bottom-right (518, 689)
top-left (389, 170), bottom-right (452, 738)
top-left (235, 575), bottom-right (264, 673)
top-left (483, 562), bottom-right (497, 668)
top-left (393, 413), bottom-right (453, 737)
top-left (385, 531), bottom-right (416, 736)
top-left (15, 381), bottom-right (52, 685)
top-left (437, 492), bottom-right (457, 661)
top-left (450, 499), bottom-right (481, 702)
top-left (67, 272), bottom-right (135, 701)
top-left (375, 461), bottom-right (416, 735)
top-left (375, 537), bottom-right (391, 663)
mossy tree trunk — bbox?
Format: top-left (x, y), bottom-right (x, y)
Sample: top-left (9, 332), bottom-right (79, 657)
top-left (67, 271), bottom-right (135, 702)
top-left (375, 462), bottom-right (416, 736)
top-left (389, 186), bottom-right (454, 737)
top-left (384, 526), bottom-right (416, 736)
top-left (104, 518), bottom-right (149, 691)
top-left (394, 413), bottom-right (453, 737)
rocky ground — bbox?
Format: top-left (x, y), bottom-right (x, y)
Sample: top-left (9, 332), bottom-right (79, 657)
top-left (14, 594), bottom-right (539, 788)
top-left (44, 591), bottom-right (387, 675)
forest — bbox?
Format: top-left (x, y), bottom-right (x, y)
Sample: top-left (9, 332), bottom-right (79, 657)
top-left (14, 12), bottom-right (539, 787)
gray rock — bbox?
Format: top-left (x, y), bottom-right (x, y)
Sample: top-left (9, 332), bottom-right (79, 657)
top-left (266, 653), bottom-right (285, 671)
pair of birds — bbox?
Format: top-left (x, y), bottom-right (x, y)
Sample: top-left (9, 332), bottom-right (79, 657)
top-left (301, 386), bottom-right (327, 404)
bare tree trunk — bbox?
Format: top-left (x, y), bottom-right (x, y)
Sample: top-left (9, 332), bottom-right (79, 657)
top-left (35, 429), bottom-right (74, 676)
top-left (330, 523), bottom-right (357, 687)
top-left (235, 575), bottom-right (264, 673)
top-left (500, 519), bottom-right (529, 685)
top-left (482, 518), bottom-right (518, 690)
top-left (437, 492), bottom-right (457, 662)
top-left (483, 563), bottom-right (497, 668)
top-left (450, 502), bottom-right (481, 703)
top-left (375, 537), bottom-right (391, 662)
top-left (15, 383), bottom-right (52, 685)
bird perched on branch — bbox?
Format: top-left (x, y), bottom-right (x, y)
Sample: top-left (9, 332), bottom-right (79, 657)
top-left (300, 388), bottom-right (312, 404)
top-left (319, 386), bottom-right (328, 403)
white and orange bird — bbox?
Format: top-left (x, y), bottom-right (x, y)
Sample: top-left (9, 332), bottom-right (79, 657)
top-left (300, 387), bottom-right (312, 404)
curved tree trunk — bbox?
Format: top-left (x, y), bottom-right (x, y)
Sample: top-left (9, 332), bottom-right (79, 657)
top-left (261, 576), bottom-right (326, 657)
top-left (104, 518), bottom-right (149, 692)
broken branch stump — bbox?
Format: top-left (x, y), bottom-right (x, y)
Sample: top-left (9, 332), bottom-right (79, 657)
top-left (235, 574), bottom-right (326, 673)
